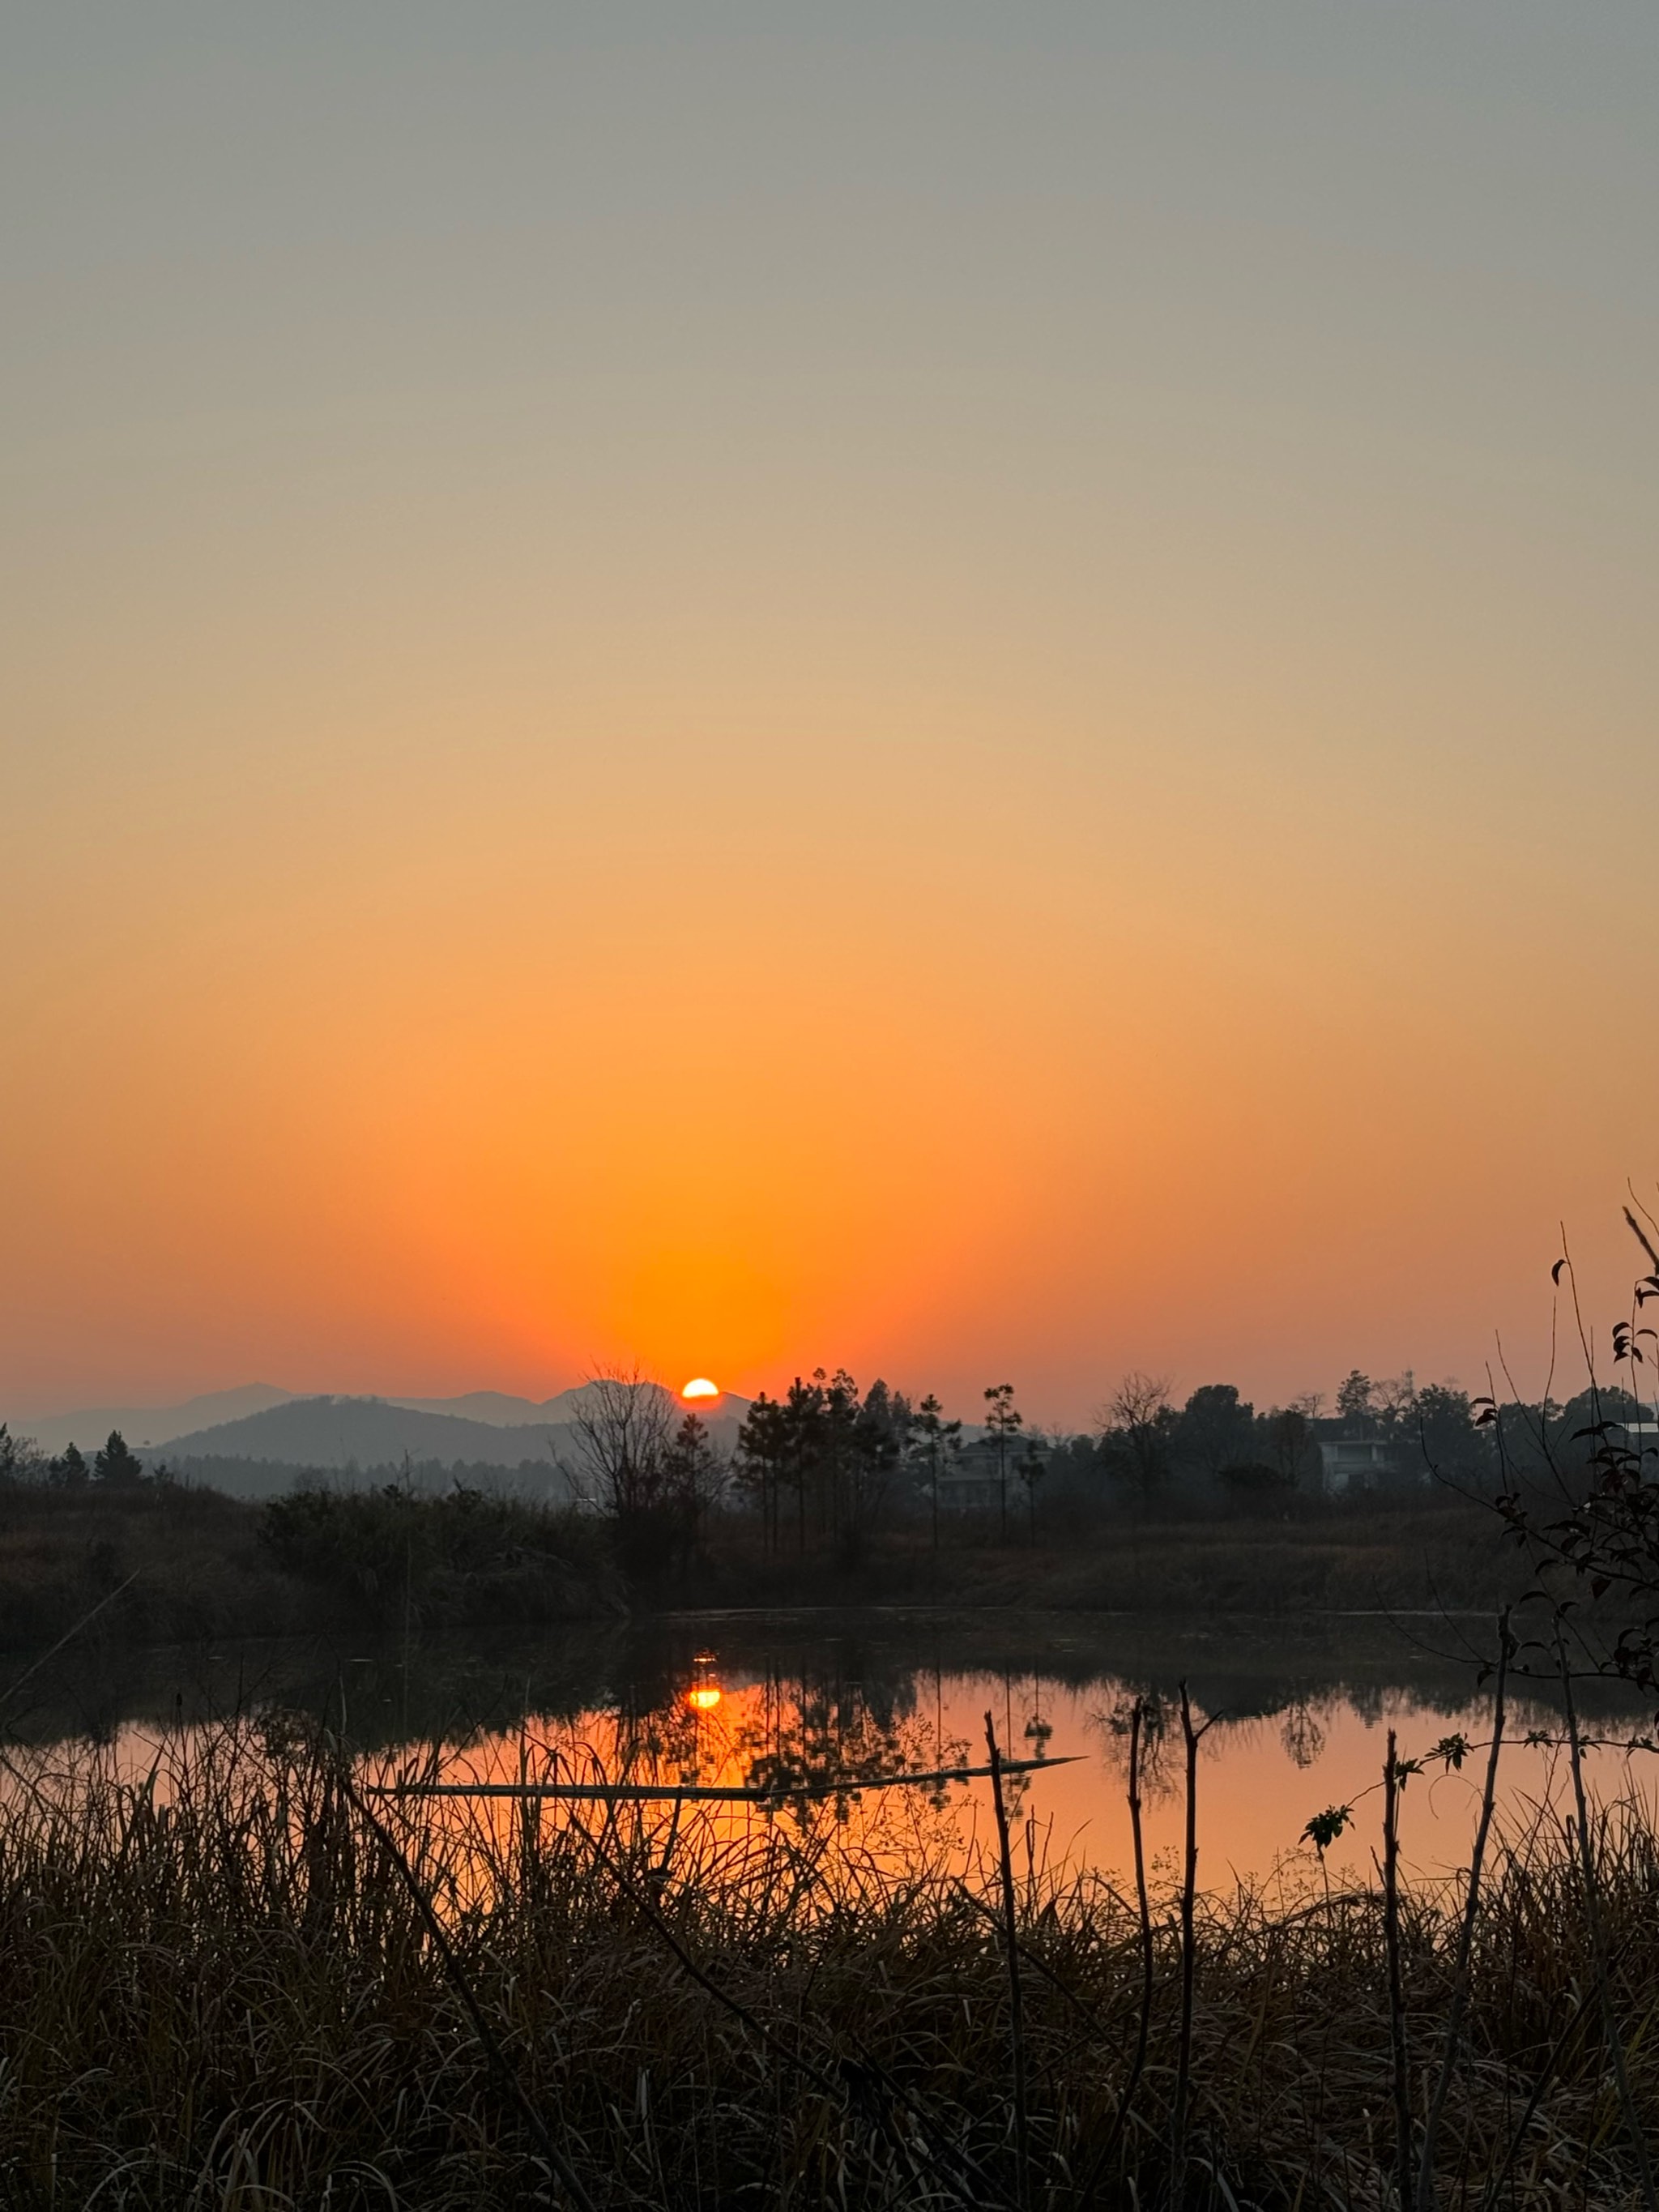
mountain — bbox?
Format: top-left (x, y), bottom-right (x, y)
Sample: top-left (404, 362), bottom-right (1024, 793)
top-left (17, 1385), bottom-right (296, 1458)
top-left (386, 1391), bottom-right (560, 1425)
top-left (382, 1386), bottom-right (685, 1428)
top-left (154, 1398), bottom-right (569, 1472)
top-left (150, 1386), bottom-right (753, 1478)
top-left (11, 1381), bottom-right (754, 1487)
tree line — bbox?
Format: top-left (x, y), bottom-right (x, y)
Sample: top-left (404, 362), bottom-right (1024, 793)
top-left (0, 1427), bottom-right (153, 1488)
top-left (720, 1364), bottom-right (1550, 1557)
top-left (3, 1362), bottom-right (1644, 1572)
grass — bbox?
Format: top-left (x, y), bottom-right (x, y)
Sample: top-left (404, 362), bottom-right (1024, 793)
top-left (0, 1480), bottom-right (622, 1651)
top-left (678, 1495), bottom-right (1534, 1617)
top-left (0, 1475), bottom-right (1552, 1658)
top-left (0, 1479), bottom-right (291, 1649)
top-left (0, 1712), bottom-right (1656, 2207)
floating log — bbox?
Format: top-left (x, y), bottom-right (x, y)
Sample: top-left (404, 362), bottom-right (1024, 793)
top-left (370, 1753), bottom-right (1078, 1804)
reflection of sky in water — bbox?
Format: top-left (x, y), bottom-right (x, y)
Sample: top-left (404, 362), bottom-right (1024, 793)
top-left (390, 1663), bottom-right (1659, 1895)
top-left (15, 1650), bottom-right (1656, 1898)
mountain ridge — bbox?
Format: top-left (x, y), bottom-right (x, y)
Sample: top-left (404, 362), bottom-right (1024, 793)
top-left (15, 1371), bottom-right (761, 1459)
top-left (136, 1386), bottom-right (753, 1475)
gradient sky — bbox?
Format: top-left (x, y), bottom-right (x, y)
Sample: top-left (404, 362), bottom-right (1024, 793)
top-left (4, 3), bottom-right (1657, 1427)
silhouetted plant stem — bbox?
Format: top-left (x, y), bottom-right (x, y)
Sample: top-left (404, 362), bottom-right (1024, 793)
top-left (1077, 1696), bottom-right (1154, 2212)
top-left (986, 1711), bottom-right (1031, 2212)
top-left (1382, 1727), bottom-right (1414, 2212)
top-left (1558, 1630), bottom-right (1657, 2212)
top-left (1171, 1682), bottom-right (1201, 2208)
top-left (1418, 1612), bottom-right (1511, 2212)
top-left (1126, 1697), bottom-right (1156, 2124)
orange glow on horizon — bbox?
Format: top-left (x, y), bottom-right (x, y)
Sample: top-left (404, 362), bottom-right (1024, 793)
top-left (3, 13), bottom-right (1654, 1427)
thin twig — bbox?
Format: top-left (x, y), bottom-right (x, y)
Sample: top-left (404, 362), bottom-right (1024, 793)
top-left (1171, 1682), bottom-right (1204, 2210)
top-left (1382, 1727), bottom-right (1414, 2212)
top-left (1077, 1695), bottom-right (1156, 2212)
top-left (986, 1711), bottom-right (1031, 2212)
top-left (1418, 1611), bottom-right (1511, 2212)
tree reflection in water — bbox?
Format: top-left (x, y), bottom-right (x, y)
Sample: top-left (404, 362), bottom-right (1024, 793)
top-left (506, 1655), bottom-right (979, 1828)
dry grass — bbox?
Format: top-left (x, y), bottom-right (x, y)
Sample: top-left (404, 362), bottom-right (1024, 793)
top-left (684, 1498), bottom-right (1533, 1618)
top-left (0, 1719), bottom-right (1656, 2209)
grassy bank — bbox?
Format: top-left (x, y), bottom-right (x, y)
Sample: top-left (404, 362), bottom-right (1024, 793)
top-left (0, 1480), bottom-right (621, 1651)
top-left (0, 1719), bottom-right (1653, 2207)
top-left (676, 1497), bottom-right (1529, 1616)
top-left (0, 1477), bottom-right (1531, 1651)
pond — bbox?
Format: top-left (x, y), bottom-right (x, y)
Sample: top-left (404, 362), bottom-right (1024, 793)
top-left (5, 1608), bottom-right (1651, 1894)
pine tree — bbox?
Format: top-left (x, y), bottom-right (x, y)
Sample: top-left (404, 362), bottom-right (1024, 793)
top-left (93, 1430), bottom-right (146, 1486)
top-left (50, 1442), bottom-right (89, 1488)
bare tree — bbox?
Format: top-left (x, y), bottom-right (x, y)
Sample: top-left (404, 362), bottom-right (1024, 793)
top-left (565, 1364), bottom-right (677, 1527)
top-left (1098, 1372), bottom-right (1175, 1509)
top-left (1375, 1370), bottom-right (1418, 1425)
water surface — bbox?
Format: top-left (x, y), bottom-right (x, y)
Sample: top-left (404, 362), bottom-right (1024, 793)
top-left (7, 1609), bottom-right (1649, 1893)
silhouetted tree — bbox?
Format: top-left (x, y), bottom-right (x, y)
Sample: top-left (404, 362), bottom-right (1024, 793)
top-left (1259, 1405), bottom-right (1316, 1492)
top-left (1174, 1384), bottom-right (1256, 1485)
top-left (983, 1383), bottom-right (1022, 1541)
top-left (1397, 1381), bottom-right (1490, 1486)
top-left (1493, 1382), bottom-right (1647, 1504)
top-left (566, 1367), bottom-right (680, 1574)
top-left (818, 1369), bottom-right (860, 1540)
top-left (781, 1374), bottom-right (821, 1552)
top-left (49, 1442), bottom-right (87, 1488)
top-left (910, 1394), bottom-right (962, 1551)
top-left (848, 1379), bottom-right (909, 1552)
top-left (0, 1425), bottom-right (45, 1484)
top-left (662, 1411), bottom-right (724, 1564)
top-left (93, 1430), bottom-right (147, 1487)
top-left (1100, 1373), bottom-right (1175, 1510)
top-left (1335, 1369), bottom-right (1375, 1429)
top-left (735, 1392), bottom-right (791, 1553)
top-left (1017, 1438), bottom-right (1046, 1543)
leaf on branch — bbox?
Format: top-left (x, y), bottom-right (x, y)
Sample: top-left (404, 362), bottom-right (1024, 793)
top-left (1301, 1805), bottom-right (1353, 1854)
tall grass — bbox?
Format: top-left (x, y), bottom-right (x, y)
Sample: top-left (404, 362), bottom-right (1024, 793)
top-left (0, 1719), bottom-right (1657, 2208)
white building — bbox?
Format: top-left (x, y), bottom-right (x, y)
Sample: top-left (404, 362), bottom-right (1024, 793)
top-left (1318, 1437), bottom-right (1397, 1493)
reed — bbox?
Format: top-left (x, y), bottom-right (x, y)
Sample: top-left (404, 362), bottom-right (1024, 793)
top-left (0, 1718), bottom-right (1657, 2209)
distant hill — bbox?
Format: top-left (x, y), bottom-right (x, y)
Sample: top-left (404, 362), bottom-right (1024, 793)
top-left (382, 1385), bottom-right (734, 1430)
top-left (19, 1385), bottom-right (296, 1458)
top-left (386, 1390), bottom-right (565, 1425)
top-left (147, 1386), bottom-right (753, 1480)
top-left (12, 1381), bottom-right (753, 1469)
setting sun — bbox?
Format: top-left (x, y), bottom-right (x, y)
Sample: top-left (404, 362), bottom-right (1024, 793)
top-left (681, 1378), bottom-right (719, 1402)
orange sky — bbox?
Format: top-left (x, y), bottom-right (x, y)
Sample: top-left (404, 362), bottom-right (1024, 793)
top-left (3, 6), bottom-right (1657, 1426)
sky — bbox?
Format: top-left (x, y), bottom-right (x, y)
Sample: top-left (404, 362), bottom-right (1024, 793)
top-left (3, 3), bottom-right (1657, 1428)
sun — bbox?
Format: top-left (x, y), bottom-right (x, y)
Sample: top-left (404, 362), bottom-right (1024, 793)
top-left (681, 1377), bottom-right (720, 1402)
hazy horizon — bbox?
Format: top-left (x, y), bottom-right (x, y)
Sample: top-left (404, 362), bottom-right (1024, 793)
top-left (5, 5), bottom-right (1655, 1428)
